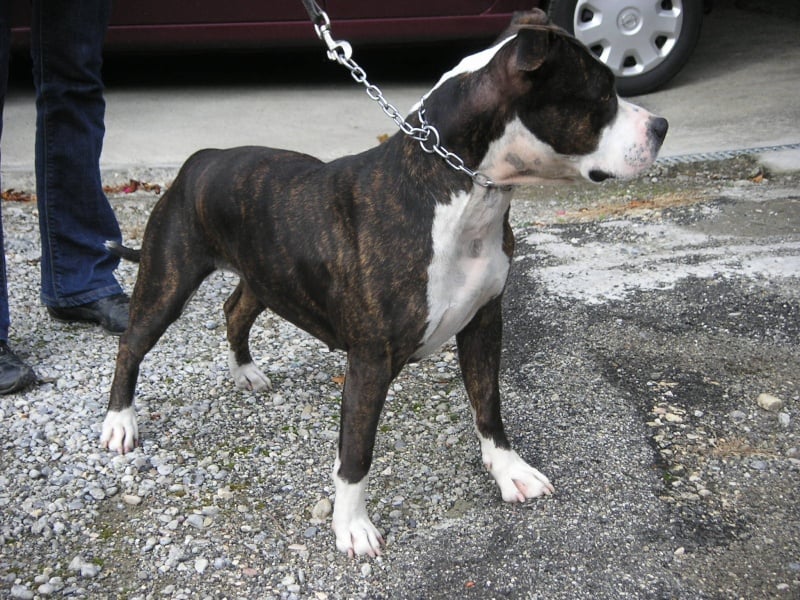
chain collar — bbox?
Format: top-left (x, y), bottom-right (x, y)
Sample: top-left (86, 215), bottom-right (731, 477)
top-left (307, 6), bottom-right (499, 189)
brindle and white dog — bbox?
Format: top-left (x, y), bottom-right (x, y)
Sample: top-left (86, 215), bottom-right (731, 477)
top-left (101, 10), bottom-right (667, 556)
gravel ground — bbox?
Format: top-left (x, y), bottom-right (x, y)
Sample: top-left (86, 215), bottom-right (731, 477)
top-left (1, 156), bottom-right (798, 599)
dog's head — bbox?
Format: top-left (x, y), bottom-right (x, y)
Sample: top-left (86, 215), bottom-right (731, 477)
top-left (419, 10), bottom-right (668, 186)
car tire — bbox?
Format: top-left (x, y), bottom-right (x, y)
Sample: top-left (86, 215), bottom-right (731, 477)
top-left (547, 0), bottom-right (704, 96)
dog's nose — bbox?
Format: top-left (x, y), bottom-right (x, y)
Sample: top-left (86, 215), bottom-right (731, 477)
top-left (649, 117), bottom-right (669, 145)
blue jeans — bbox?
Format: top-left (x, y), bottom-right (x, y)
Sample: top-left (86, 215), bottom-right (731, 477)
top-left (0, 0), bottom-right (122, 342)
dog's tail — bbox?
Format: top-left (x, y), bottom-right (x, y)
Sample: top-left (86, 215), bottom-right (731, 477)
top-left (106, 240), bottom-right (141, 263)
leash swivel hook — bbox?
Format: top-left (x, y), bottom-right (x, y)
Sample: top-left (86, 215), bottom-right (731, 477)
top-left (303, 0), bottom-right (352, 62)
top-left (313, 12), bottom-right (353, 63)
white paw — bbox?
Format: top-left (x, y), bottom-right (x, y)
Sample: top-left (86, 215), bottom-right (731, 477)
top-left (101, 407), bottom-right (139, 454)
top-left (229, 352), bottom-right (271, 391)
top-left (480, 437), bottom-right (554, 502)
top-left (331, 460), bottom-right (384, 557)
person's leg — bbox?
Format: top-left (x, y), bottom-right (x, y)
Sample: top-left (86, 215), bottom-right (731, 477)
top-left (31, 0), bottom-right (123, 309)
top-left (0, 1), bottom-right (12, 342)
top-left (0, 4), bottom-right (37, 394)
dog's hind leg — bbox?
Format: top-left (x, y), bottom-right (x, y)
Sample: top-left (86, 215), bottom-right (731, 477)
top-left (102, 241), bottom-right (214, 453)
top-left (224, 280), bottom-right (270, 391)
top-left (456, 296), bottom-right (554, 501)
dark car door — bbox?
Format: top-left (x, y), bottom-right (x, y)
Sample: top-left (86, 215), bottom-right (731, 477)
top-left (110, 2), bottom-right (309, 26)
top-left (326, 1), bottom-right (497, 18)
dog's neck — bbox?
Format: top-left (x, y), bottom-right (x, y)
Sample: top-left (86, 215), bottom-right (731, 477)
top-left (401, 36), bottom-right (521, 188)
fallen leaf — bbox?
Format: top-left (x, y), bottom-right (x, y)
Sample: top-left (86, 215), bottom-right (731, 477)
top-left (332, 375), bottom-right (346, 386)
top-left (103, 179), bottom-right (162, 195)
top-left (1, 188), bottom-right (36, 202)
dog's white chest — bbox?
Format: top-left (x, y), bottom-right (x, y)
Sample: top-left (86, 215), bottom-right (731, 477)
top-left (414, 189), bottom-right (511, 359)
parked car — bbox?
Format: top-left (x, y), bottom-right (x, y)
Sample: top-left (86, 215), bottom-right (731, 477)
top-left (9, 1), bottom-right (709, 95)
top-left (548, 0), bottom-right (710, 95)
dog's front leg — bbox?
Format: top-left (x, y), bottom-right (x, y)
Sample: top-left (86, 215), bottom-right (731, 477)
top-left (331, 352), bottom-right (392, 557)
top-left (456, 296), bottom-right (554, 501)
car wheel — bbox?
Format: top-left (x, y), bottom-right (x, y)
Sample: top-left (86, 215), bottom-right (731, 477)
top-left (547, 0), bottom-right (704, 96)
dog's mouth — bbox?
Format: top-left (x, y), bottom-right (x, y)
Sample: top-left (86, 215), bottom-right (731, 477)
top-left (589, 169), bottom-right (614, 183)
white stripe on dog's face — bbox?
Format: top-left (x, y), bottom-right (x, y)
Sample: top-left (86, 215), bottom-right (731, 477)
top-left (411, 35), bottom-right (517, 112)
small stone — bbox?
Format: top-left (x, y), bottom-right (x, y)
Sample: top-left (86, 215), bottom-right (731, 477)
top-left (787, 447), bottom-right (800, 459)
top-left (360, 563), bottom-right (373, 577)
top-left (81, 563), bottom-right (101, 578)
top-left (68, 555), bottom-right (85, 572)
top-left (750, 460), bottom-right (767, 471)
top-left (674, 547), bottom-right (685, 556)
top-left (37, 583), bottom-right (55, 596)
top-left (311, 498), bottom-right (332, 521)
top-left (123, 494), bottom-right (142, 506)
top-left (757, 393), bottom-right (784, 412)
top-left (186, 514), bottom-right (205, 529)
top-left (46, 577), bottom-right (63, 592)
top-left (729, 410), bottom-right (747, 422)
top-left (195, 558), bottom-right (209, 574)
top-left (778, 412), bottom-right (790, 427)
top-left (10, 585), bottom-right (34, 600)
top-left (87, 487), bottom-right (106, 501)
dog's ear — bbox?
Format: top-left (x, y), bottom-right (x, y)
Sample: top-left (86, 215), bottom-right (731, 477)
top-left (511, 8), bottom-right (549, 27)
top-left (514, 27), bottom-right (553, 72)
top-left (495, 8), bottom-right (550, 42)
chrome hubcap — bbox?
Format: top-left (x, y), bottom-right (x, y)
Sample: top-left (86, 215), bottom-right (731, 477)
top-left (573, 0), bottom-right (684, 78)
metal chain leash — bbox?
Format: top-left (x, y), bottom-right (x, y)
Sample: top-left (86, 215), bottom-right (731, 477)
top-left (308, 8), bottom-right (495, 188)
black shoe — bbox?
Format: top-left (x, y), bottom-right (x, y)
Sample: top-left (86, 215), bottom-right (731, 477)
top-left (0, 341), bottom-right (37, 395)
top-left (47, 293), bottom-right (130, 336)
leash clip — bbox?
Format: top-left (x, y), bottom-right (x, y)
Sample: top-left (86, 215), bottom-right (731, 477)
top-left (313, 14), bottom-right (353, 62)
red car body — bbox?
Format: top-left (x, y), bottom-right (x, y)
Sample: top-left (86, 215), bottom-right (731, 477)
top-left (10, 1), bottom-right (540, 50)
